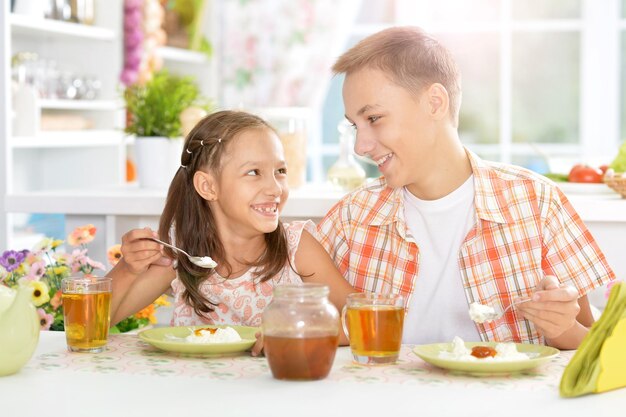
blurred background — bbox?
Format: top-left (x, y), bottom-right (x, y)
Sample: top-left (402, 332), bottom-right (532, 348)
top-left (2, 0), bottom-right (626, 253)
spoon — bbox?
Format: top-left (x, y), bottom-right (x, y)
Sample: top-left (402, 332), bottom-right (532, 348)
top-left (147, 237), bottom-right (217, 269)
top-left (469, 297), bottom-right (532, 323)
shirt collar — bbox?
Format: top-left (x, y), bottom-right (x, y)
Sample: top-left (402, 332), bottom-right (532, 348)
top-left (364, 149), bottom-right (515, 227)
top-left (466, 149), bottom-right (515, 224)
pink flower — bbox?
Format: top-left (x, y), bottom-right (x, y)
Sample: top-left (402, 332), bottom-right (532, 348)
top-left (605, 279), bottom-right (624, 299)
top-left (37, 308), bottom-right (54, 330)
top-left (24, 261), bottom-right (46, 281)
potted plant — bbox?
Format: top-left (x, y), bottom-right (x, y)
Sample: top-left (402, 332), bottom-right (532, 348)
top-left (124, 69), bottom-right (208, 188)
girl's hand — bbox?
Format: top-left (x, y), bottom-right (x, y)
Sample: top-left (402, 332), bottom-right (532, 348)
top-left (251, 331), bottom-right (264, 357)
top-left (517, 275), bottom-right (580, 339)
top-left (120, 227), bottom-right (172, 276)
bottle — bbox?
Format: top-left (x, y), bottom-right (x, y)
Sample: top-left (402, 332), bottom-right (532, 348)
top-left (327, 120), bottom-right (366, 191)
top-left (262, 283), bottom-right (339, 381)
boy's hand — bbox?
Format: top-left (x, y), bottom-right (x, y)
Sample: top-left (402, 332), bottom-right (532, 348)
top-left (517, 275), bottom-right (580, 339)
top-left (251, 331), bottom-right (264, 357)
top-left (120, 227), bottom-right (172, 275)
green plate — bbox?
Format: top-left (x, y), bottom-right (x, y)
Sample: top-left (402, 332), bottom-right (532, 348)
top-left (139, 325), bottom-right (258, 355)
top-left (413, 341), bottom-right (559, 375)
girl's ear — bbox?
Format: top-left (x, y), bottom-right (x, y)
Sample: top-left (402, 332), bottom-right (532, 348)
top-left (193, 170), bottom-right (218, 201)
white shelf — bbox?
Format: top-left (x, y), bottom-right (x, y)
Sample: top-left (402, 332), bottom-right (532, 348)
top-left (157, 46), bottom-right (208, 64)
top-left (40, 99), bottom-right (123, 111)
top-left (10, 130), bottom-right (125, 149)
top-left (10, 13), bottom-right (116, 41)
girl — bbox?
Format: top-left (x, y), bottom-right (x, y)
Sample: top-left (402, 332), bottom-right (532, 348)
top-left (107, 111), bottom-right (355, 354)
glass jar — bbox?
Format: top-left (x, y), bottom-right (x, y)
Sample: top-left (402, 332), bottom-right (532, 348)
top-left (327, 120), bottom-right (366, 191)
top-left (253, 107), bottom-right (309, 189)
top-left (262, 283), bottom-right (339, 380)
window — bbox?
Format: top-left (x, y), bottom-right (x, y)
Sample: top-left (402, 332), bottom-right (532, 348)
top-left (317, 0), bottom-right (621, 182)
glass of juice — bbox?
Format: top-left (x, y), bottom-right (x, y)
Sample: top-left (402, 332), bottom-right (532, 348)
top-left (262, 283), bottom-right (339, 380)
top-left (342, 292), bottom-right (405, 365)
top-left (61, 276), bottom-right (112, 353)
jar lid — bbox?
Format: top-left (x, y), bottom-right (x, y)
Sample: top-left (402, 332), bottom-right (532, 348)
top-left (273, 283), bottom-right (329, 299)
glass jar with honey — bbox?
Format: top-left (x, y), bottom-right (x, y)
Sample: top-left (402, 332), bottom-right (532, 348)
top-left (262, 283), bottom-right (339, 380)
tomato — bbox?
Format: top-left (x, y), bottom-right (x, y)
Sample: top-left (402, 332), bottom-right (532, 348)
top-left (568, 164), bottom-right (603, 183)
top-left (599, 164), bottom-right (610, 175)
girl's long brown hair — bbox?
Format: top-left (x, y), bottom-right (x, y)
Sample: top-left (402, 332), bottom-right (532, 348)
top-left (159, 110), bottom-right (291, 317)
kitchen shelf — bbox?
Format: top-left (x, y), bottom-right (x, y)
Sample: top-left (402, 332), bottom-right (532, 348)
top-left (10, 130), bottom-right (125, 149)
top-left (40, 99), bottom-right (123, 111)
top-left (157, 46), bottom-right (208, 64)
top-left (10, 13), bottom-right (116, 41)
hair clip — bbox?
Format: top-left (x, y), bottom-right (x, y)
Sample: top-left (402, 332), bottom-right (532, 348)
top-left (200, 139), bottom-right (205, 146)
top-left (180, 164), bottom-right (187, 169)
top-left (186, 148), bottom-right (192, 154)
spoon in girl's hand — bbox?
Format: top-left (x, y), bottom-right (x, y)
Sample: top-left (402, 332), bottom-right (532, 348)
top-left (146, 237), bottom-right (217, 269)
top-left (469, 297), bottom-right (532, 323)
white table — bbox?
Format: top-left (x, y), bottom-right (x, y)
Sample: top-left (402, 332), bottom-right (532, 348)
top-left (1, 332), bottom-right (625, 417)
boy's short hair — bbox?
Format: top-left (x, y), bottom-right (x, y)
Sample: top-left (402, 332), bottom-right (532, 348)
top-left (333, 26), bottom-right (462, 126)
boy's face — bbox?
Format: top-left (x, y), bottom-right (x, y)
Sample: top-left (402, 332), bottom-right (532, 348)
top-left (343, 67), bottom-right (439, 189)
top-left (210, 128), bottom-right (289, 238)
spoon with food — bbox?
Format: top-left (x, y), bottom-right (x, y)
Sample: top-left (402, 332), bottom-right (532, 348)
top-left (147, 237), bottom-right (217, 269)
top-left (469, 297), bottom-right (531, 323)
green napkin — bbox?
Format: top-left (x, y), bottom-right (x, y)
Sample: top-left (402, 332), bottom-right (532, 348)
top-left (560, 282), bottom-right (626, 398)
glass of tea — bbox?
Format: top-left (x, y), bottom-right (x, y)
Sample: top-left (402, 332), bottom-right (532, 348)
top-left (61, 276), bottom-right (112, 353)
top-left (342, 292), bottom-right (405, 365)
top-left (262, 283), bottom-right (339, 380)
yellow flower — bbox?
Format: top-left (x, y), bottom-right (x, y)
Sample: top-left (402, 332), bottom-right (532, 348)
top-left (135, 304), bottom-right (157, 324)
top-left (154, 295), bottom-right (170, 307)
top-left (51, 239), bottom-right (64, 249)
top-left (29, 281), bottom-right (50, 306)
top-left (67, 224), bottom-right (97, 246)
top-left (107, 244), bottom-right (123, 266)
top-left (53, 266), bottom-right (69, 276)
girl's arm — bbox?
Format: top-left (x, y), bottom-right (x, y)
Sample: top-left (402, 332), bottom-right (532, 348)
top-left (295, 229), bottom-right (358, 345)
top-left (108, 259), bottom-right (175, 325)
top-left (106, 227), bottom-right (175, 325)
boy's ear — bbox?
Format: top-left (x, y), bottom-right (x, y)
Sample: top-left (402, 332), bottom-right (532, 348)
top-left (193, 171), bottom-right (218, 201)
top-left (426, 83), bottom-right (450, 121)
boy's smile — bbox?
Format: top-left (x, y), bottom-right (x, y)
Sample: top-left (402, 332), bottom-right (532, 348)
top-left (343, 67), bottom-right (435, 190)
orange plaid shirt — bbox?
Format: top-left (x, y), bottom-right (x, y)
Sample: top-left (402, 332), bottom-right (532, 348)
top-left (316, 150), bottom-right (615, 344)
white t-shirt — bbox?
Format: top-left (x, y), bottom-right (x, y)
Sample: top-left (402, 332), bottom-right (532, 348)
top-left (402, 175), bottom-right (481, 344)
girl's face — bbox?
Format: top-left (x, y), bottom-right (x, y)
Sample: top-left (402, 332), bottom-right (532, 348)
top-left (210, 128), bottom-right (289, 238)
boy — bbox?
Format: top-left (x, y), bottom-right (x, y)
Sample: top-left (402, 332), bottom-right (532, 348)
top-left (316, 26), bottom-right (614, 349)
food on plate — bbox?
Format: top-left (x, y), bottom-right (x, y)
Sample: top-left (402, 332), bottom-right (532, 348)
top-left (471, 346), bottom-right (497, 358)
top-left (165, 326), bottom-right (243, 344)
top-left (568, 164), bottom-right (603, 183)
top-left (438, 336), bottom-right (531, 361)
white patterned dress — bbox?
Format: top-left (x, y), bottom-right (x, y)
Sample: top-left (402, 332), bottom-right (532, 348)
top-left (170, 221), bottom-right (315, 327)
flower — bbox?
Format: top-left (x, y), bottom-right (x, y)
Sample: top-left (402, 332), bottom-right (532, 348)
top-left (0, 225), bottom-right (105, 331)
top-left (67, 224), bottom-right (97, 246)
top-left (606, 279), bottom-right (624, 299)
top-left (107, 244), bottom-right (122, 266)
top-left (0, 250), bottom-right (28, 272)
top-left (37, 308), bottom-right (54, 330)
top-left (1, 226), bottom-right (170, 333)
top-left (29, 281), bottom-right (50, 306)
